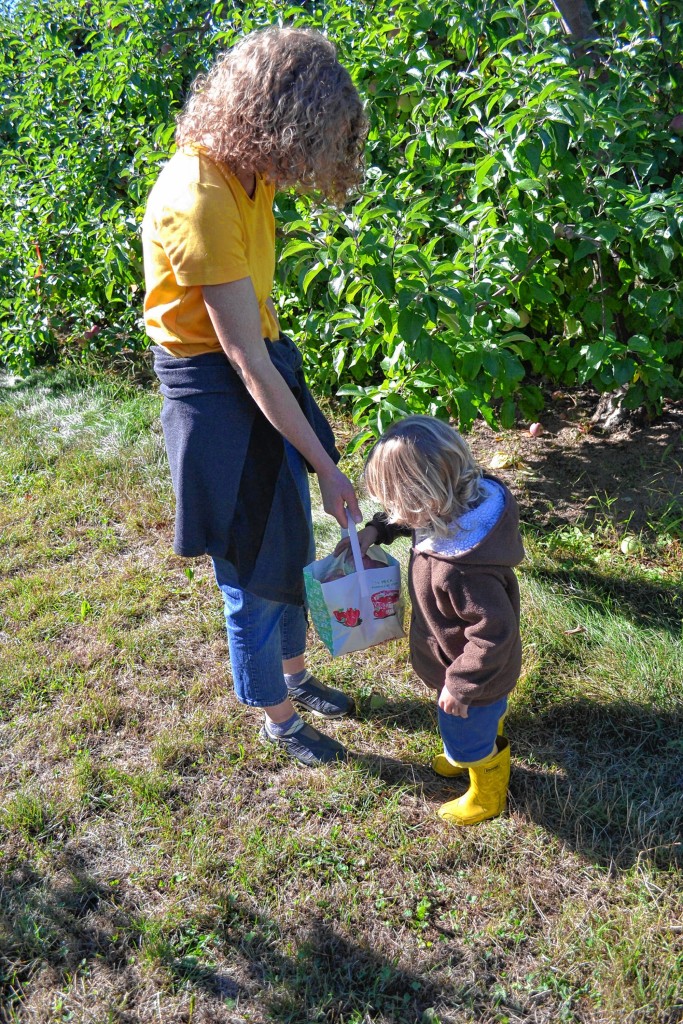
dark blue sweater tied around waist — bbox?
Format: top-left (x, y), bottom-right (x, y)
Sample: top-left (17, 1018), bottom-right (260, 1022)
top-left (153, 334), bottom-right (340, 606)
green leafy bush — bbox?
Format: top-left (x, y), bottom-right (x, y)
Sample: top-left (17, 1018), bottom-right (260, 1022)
top-left (275, 0), bottom-right (683, 431)
top-left (0, 0), bottom-right (238, 366)
top-left (1, 0), bottom-right (682, 430)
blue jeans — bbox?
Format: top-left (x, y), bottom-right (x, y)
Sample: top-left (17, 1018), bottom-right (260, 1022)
top-left (438, 696), bottom-right (508, 764)
top-left (213, 441), bottom-right (315, 708)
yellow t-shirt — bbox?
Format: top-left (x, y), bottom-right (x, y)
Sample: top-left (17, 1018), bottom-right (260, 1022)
top-left (142, 149), bottom-right (279, 357)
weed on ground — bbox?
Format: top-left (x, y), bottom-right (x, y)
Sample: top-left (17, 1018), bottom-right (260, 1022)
top-left (1, 369), bottom-right (682, 1024)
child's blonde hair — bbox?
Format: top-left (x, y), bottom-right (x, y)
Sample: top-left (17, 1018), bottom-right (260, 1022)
top-left (363, 416), bottom-right (485, 537)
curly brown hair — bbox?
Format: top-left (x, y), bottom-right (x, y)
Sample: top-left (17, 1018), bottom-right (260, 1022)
top-left (176, 27), bottom-right (368, 203)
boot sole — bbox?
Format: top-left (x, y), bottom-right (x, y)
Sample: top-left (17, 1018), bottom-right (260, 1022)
top-left (438, 803), bottom-right (506, 825)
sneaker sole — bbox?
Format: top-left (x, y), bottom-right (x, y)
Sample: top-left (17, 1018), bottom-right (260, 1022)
top-left (288, 695), bottom-right (355, 719)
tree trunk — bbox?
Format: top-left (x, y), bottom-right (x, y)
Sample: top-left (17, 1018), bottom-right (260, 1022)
top-left (590, 388), bottom-right (646, 434)
top-left (550, 0), bottom-right (598, 42)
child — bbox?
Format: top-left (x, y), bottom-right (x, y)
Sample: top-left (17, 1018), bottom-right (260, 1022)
top-left (346, 415), bottom-right (524, 824)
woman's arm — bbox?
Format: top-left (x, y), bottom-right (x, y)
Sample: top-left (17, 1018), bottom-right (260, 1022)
top-left (203, 278), bottom-right (360, 527)
top-left (265, 295), bottom-right (280, 332)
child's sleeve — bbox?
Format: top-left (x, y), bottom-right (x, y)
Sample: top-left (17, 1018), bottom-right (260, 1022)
top-left (439, 571), bottom-right (521, 705)
top-left (366, 512), bottom-right (412, 546)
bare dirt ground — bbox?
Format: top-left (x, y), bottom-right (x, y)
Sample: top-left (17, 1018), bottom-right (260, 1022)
top-left (466, 390), bottom-right (683, 537)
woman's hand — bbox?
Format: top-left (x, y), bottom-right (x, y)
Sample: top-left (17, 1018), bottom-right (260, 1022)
top-left (333, 524), bottom-right (379, 557)
top-left (317, 465), bottom-right (361, 529)
top-left (438, 686), bottom-right (469, 718)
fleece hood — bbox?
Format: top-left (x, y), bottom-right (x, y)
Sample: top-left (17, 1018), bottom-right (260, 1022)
top-left (413, 476), bottom-right (525, 568)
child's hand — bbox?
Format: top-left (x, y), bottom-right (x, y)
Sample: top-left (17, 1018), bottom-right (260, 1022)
top-left (438, 686), bottom-right (469, 718)
top-left (333, 524), bottom-right (379, 558)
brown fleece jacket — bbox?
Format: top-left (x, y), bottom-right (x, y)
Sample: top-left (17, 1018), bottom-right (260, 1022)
top-left (369, 477), bottom-right (524, 707)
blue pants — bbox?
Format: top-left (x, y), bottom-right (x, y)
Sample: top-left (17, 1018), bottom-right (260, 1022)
top-left (438, 696), bottom-right (508, 764)
top-left (213, 441), bottom-right (315, 708)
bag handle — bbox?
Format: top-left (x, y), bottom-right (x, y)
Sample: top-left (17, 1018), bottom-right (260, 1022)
top-left (345, 512), bottom-right (372, 611)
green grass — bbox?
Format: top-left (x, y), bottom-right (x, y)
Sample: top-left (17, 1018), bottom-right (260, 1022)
top-left (1, 367), bottom-right (682, 1024)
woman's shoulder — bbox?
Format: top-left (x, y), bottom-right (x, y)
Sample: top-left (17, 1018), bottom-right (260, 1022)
top-left (158, 147), bottom-right (231, 191)
top-left (144, 148), bottom-right (237, 226)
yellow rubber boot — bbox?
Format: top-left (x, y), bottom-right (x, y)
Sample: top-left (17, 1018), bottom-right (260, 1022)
top-left (431, 711), bottom-right (507, 778)
top-left (437, 737), bottom-right (510, 825)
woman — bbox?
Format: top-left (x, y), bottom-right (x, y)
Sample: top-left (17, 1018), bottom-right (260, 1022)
top-left (142, 27), bottom-right (368, 765)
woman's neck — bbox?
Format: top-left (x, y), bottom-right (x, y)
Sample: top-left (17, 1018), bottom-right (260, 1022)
top-left (235, 168), bottom-right (256, 199)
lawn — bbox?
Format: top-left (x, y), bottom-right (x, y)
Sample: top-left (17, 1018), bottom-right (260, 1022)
top-left (1, 367), bottom-right (681, 1024)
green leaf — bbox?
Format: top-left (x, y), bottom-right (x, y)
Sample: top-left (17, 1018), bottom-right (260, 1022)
top-left (628, 334), bottom-right (654, 355)
top-left (612, 358), bottom-right (637, 386)
top-left (405, 139), bottom-right (418, 168)
top-left (550, 121), bottom-right (570, 156)
top-left (431, 340), bottom-right (454, 377)
top-left (397, 307), bottom-right (425, 344)
top-left (528, 282), bottom-right (555, 304)
top-left (345, 428), bottom-right (376, 455)
top-left (382, 393), bottom-right (411, 415)
top-left (302, 263), bottom-right (325, 294)
top-left (583, 341), bottom-right (608, 370)
top-left (451, 389), bottom-right (478, 428)
top-left (593, 224), bottom-right (619, 244)
top-left (281, 239), bottom-right (316, 259)
top-left (333, 346), bottom-right (346, 375)
top-left (622, 382), bottom-right (648, 410)
top-left (370, 265), bottom-right (395, 300)
top-left (475, 154), bottom-right (497, 189)
top-left (460, 349), bottom-right (483, 379)
top-left (329, 271), bottom-right (346, 298)
top-left (574, 239), bottom-right (598, 262)
top-left (374, 301), bottom-right (394, 335)
top-left (519, 141), bottom-right (541, 176)
top-left (499, 398), bottom-right (516, 429)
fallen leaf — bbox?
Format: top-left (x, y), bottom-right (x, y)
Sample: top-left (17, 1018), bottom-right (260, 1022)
top-left (489, 451), bottom-right (516, 470)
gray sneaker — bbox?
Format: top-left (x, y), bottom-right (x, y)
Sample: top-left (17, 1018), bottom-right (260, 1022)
top-left (286, 672), bottom-right (354, 719)
top-left (259, 722), bottom-right (347, 766)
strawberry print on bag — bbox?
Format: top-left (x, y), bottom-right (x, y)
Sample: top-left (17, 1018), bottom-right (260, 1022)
top-left (333, 607), bottom-right (362, 627)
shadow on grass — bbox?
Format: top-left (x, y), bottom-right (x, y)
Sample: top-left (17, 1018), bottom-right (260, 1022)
top-left (155, 898), bottom-right (568, 1024)
top-left (351, 749), bottom-right (441, 792)
top-left (0, 855), bottom-right (136, 1023)
top-left (359, 695), bottom-right (437, 732)
top-left (0, 853), bottom-right (247, 1021)
top-left (352, 699), bottom-right (682, 872)
top-left (497, 394), bottom-right (683, 535)
top-left (215, 900), bottom-right (450, 1023)
top-left (0, 853), bottom-right (497, 1024)
top-left (524, 560), bottom-right (683, 636)
top-left (509, 698), bottom-right (683, 871)
top-left (0, 366), bottom-right (92, 398)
